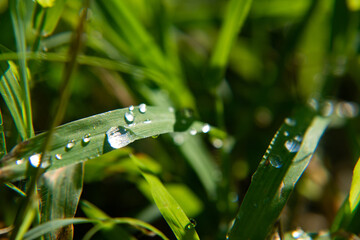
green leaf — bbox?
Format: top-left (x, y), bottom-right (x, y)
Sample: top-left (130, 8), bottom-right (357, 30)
top-left (227, 107), bottom-right (330, 239)
top-left (35, 0), bottom-right (67, 36)
top-left (207, 0), bottom-right (253, 88)
top-left (0, 106), bottom-right (176, 182)
top-left (37, 0), bottom-right (56, 8)
top-left (39, 163), bottom-right (84, 239)
top-left (131, 154), bottom-right (200, 240)
top-left (350, 157), bottom-right (360, 212)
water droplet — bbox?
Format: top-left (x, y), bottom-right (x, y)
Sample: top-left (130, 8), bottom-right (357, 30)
top-left (294, 135), bottom-right (303, 142)
top-left (285, 139), bottom-right (301, 153)
top-left (144, 119), bottom-right (151, 124)
top-left (168, 107), bottom-right (175, 112)
top-left (212, 138), bottom-right (223, 149)
top-left (229, 192), bottom-right (239, 203)
top-left (336, 101), bottom-right (359, 118)
top-left (139, 103), bottom-right (147, 113)
top-left (285, 118), bottom-right (296, 126)
top-left (29, 153), bottom-right (41, 168)
top-left (269, 155), bottom-right (283, 168)
top-left (93, 125), bottom-right (96, 130)
top-left (173, 134), bottom-right (184, 145)
top-left (189, 128), bottom-right (197, 135)
top-left (185, 218), bottom-right (197, 230)
top-left (16, 159), bottom-right (24, 165)
top-left (202, 123), bottom-right (211, 133)
top-left (106, 126), bottom-right (135, 149)
top-left (55, 154), bottom-right (62, 160)
top-left (128, 105), bottom-right (134, 111)
top-left (82, 134), bottom-right (91, 144)
top-left (291, 228), bottom-right (308, 239)
top-left (66, 140), bottom-right (75, 150)
top-left (307, 98), bottom-right (319, 111)
top-left (321, 100), bottom-right (334, 117)
top-left (284, 131), bottom-right (289, 137)
top-left (124, 112), bottom-right (135, 123)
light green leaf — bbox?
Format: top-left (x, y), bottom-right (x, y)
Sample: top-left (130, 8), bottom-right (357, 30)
top-left (227, 108), bottom-right (330, 239)
top-left (349, 157), bottom-right (360, 212)
top-left (0, 106), bottom-right (177, 182)
top-left (37, 0), bottom-right (56, 8)
top-left (131, 154), bottom-right (200, 240)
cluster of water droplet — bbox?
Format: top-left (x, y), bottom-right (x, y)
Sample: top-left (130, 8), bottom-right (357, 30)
top-left (308, 98), bottom-right (359, 119)
top-left (290, 228), bottom-right (311, 240)
top-left (185, 218), bottom-right (197, 230)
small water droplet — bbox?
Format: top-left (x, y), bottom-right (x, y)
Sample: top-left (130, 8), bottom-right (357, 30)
top-left (106, 126), bottom-right (135, 149)
top-left (321, 100), bottom-right (334, 117)
top-left (307, 98), bottom-right (319, 111)
top-left (185, 218), bottom-right (197, 230)
top-left (291, 228), bottom-right (308, 239)
top-left (229, 192), bottom-right (239, 203)
top-left (82, 134), bottom-right (91, 144)
top-left (189, 128), bottom-right (197, 135)
top-left (269, 155), bottom-right (283, 168)
top-left (285, 118), bottom-right (296, 126)
top-left (16, 159), bottom-right (24, 165)
top-left (139, 103), bottom-right (147, 113)
top-left (66, 140), bottom-right (75, 150)
top-left (143, 119), bottom-right (151, 124)
top-left (294, 135), bottom-right (303, 142)
top-left (212, 138), bottom-right (223, 149)
top-left (285, 139), bottom-right (301, 153)
top-left (93, 125), bottom-right (96, 130)
top-left (226, 234), bottom-right (229, 240)
top-left (173, 134), bottom-right (184, 145)
top-left (202, 123), bottom-right (211, 133)
top-left (168, 107), bottom-right (175, 112)
top-left (336, 101), bottom-right (359, 118)
top-left (124, 112), bottom-right (135, 123)
top-left (29, 153), bottom-right (42, 168)
top-left (284, 131), bottom-right (289, 137)
top-left (55, 153), bottom-right (62, 160)
top-left (128, 105), bottom-right (134, 111)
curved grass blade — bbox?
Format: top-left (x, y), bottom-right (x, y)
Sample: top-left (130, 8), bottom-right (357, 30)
top-left (131, 154), bottom-right (200, 240)
top-left (0, 106), bottom-right (176, 182)
top-left (227, 107), bottom-right (330, 239)
top-left (349, 157), bottom-right (360, 212)
top-left (23, 217), bottom-right (168, 240)
top-left (207, 0), bottom-right (253, 88)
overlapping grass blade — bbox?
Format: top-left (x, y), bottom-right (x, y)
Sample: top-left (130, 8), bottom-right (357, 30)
top-left (131, 154), bottom-right (200, 240)
top-left (39, 164), bottom-right (84, 239)
top-left (23, 217), bottom-right (168, 240)
top-left (207, 0), bottom-right (253, 88)
top-left (227, 107), bottom-right (330, 239)
top-left (0, 106), bottom-right (177, 182)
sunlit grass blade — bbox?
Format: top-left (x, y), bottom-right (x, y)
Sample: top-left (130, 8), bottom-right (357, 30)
top-left (80, 200), bottom-right (134, 240)
top-left (207, 0), bottom-right (253, 88)
top-left (23, 217), bottom-right (168, 240)
top-left (35, 0), bottom-right (66, 36)
top-left (131, 154), bottom-right (200, 240)
top-left (39, 164), bottom-right (84, 239)
top-left (0, 60), bottom-right (28, 140)
top-left (0, 106), bottom-right (177, 181)
top-left (0, 109), bottom-right (6, 158)
top-left (349, 157), bottom-right (360, 212)
top-left (227, 107), bottom-right (330, 239)
top-left (9, 0), bottom-right (34, 138)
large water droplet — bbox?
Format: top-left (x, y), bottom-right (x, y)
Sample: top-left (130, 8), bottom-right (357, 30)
top-left (82, 134), bottom-right (91, 144)
top-left (285, 139), bottom-right (301, 153)
top-left (269, 155), bottom-right (283, 168)
top-left (55, 153), bottom-right (62, 160)
top-left (106, 126), bottom-right (135, 149)
top-left (285, 118), bottom-right (296, 126)
top-left (66, 140), bottom-right (75, 151)
top-left (139, 103), bottom-right (147, 113)
top-left (189, 128), bottom-right (197, 136)
top-left (128, 105), bottom-right (134, 111)
top-left (202, 123), bottom-right (211, 133)
top-left (29, 153), bottom-right (42, 168)
top-left (124, 112), bottom-right (134, 123)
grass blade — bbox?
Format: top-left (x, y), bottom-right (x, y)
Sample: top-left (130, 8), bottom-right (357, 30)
top-left (349, 157), bottom-right (360, 212)
top-left (207, 0), bottom-right (253, 88)
top-left (0, 106), bottom-right (177, 181)
top-left (227, 107), bottom-right (330, 239)
top-left (0, 108), bottom-right (6, 158)
top-left (39, 164), bottom-right (84, 239)
top-left (131, 154), bottom-right (200, 240)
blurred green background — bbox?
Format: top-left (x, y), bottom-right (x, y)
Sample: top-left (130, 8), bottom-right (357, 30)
top-left (0, 0), bottom-right (360, 239)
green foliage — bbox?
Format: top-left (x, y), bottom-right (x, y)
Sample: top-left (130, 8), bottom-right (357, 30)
top-left (0, 0), bottom-right (360, 239)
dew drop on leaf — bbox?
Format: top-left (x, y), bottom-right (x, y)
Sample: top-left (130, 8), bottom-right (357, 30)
top-left (82, 134), bottom-right (91, 144)
top-left (106, 126), bottom-right (135, 149)
top-left (66, 140), bottom-right (75, 150)
top-left (124, 112), bottom-right (135, 123)
top-left (269, 155), bottom-right (283, 168)
top-left (202, 123), bottom-right (211, 133)
top-left (16, 159), bottom-right (24, 165)
top-left (284, 139), bottom-right (301, 153)
top-left (283, 131), bottom-right (289, 137)
top-left (128, 105), bottom-right (134, 111)
top-left (189, 128), bottom-right (197, 135)
top-left (143, 119), bottom-right (151, 124)
top-left (285, 118), bottom-right (296, 126)
top-left (55, 153), bottom-right (62, 160)
top-left (139, 103), bottom-right (147, 113)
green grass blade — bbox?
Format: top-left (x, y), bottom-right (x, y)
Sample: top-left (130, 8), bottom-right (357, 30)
top-left (131, 154), bottom-right (200, 240)
top-left (36, 0), bottom-right (66, 37)
top-left (0, 108), bottom-right (6, 158)
top-left (80, 200), bottom-right (135, 240)
top-left (227, 107), bottom-right (330, 239)
top-left (9, 0), bottom-right (34, 138)
top-left (207, 0), bottom-right (253, 88)
top-left (0, 106), bottom-right (177, 181)
top-left (349, 157), bottom-right (360, 212)
top-left (39, 164), bottom-right (84, 239)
